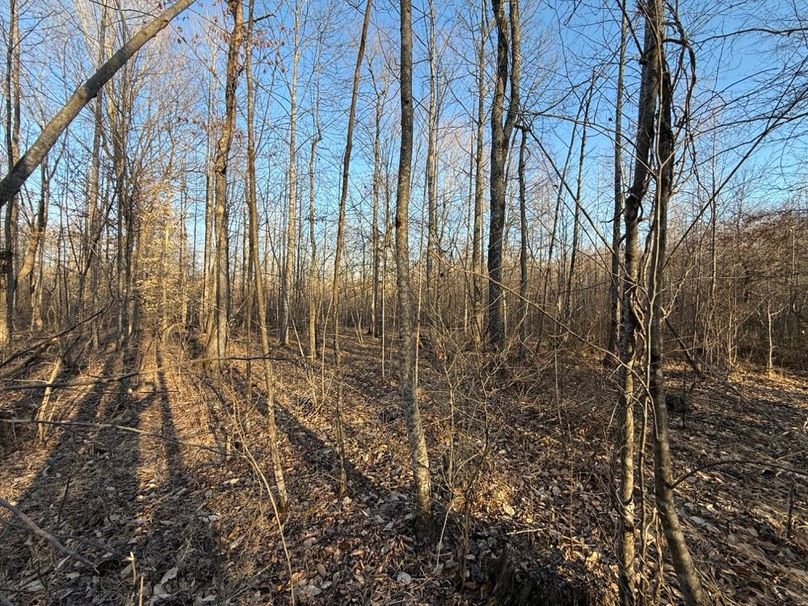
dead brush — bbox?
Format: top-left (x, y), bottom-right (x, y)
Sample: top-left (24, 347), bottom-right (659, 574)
top-left (665, 372), bottom-right (697, 428)
top-left (201, 363), bottom-right (296, 603)
top-left (427, 325), bottom-right (493, 587)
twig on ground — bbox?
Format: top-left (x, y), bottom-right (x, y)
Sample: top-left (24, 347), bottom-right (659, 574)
top-left (0, 418), bottom-right (224, 455)
top-left (0, 497), bottom-right (97, 570)
top-left (671, 456), bottom-right (808, 490)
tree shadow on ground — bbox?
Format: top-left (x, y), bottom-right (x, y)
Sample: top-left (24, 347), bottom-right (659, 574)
top-left (222, 364), bottom-right (599, 605)
top-left (0, 334), bottom-right (225, 605)
top-left (125, 341), bottom-right (226, 605)
top-left (0, 340), bottom-right (143, 604)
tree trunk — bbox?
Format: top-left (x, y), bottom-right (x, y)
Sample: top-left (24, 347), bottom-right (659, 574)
top-left (201, 63), bottom-right (215, 326)
top-left (206, 0), bottom-right (243, 364)
top-left (517, 127), bottom-right (528, 357)
top-left (616, 1), bottom-right (664, 601)
top-left (605, 12), bottom-right (627, 364)
top-left (563, 76), bottom-right (593, 334)
top-left (471, 0), bottom-right (488, 348)
top-left (280, 2), bottom-right (301, 347)
top-left (424, 0), bottom-right (438, 325)
top-left (1, 0), bottom-right (20, 346)
top-left (486, 0), bottom-right (520, 348)
top-left (110, 59), bottom-right (132, 346)
top-left (330, 0), bottom-right (373, 494)
top-left (20, 151), bottom-right (51, 332)
top-left (245, 0), bottom-right (288, 510)
top-left (80, 5), bottom-right (108, 349)
top-left (307, 101), bottom-right (321, 360)
top-left (381, 161), bottom-right (392, 375)
top-left (396, 0), bottom-right (431, 525)
top-left (371, 72), bottom-right (385, 339)
top-left (647, 4), bottom-right (708, 601)
top-left (30, 211), bottom-right (45, 331)
top-left (17, 155), bottom-right (48, 310)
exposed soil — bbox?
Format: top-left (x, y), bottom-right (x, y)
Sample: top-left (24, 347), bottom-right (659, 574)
top-left (1, 332), bottom-right (806, 605)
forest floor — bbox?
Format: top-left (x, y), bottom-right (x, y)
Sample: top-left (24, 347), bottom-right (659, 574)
top-left (0, 330), bottom-right (806, 605)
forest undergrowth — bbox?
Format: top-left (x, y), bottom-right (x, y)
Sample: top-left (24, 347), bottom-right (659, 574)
top-left (1, 332), bottom-right (806, 606)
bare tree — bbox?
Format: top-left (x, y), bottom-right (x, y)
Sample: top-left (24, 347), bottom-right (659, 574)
top-left (646, 2), bottom-right (708, 602)
top-left (0, 0), bottom-right (197, 211)
top-left (396, 0), bottom-right (431, 525)
top-left (330, 0), bottom-right (373, 494)
top-left (616, 1), bottom-right (662, 600)
top-left (205, 0), bottom-right (244, 363)
top-left (280, 0), bottom-right (302, 348)
top-left (424, 0), bottom-right (439, 325)
top-left (245, 0), bottom-right (288, 511)
top-left (307, 88), bottom-right (322, 360)
top-left (470, 0), bottom-right (488, 348)
top-left (369, 66), bottom-right (387, 340)
top-left (486, 0), bottom-right (520, 348)
top-left (605, 11), bottom-right (627, 363)
top-left (562, 75), bottom-right (594, 332)
top-left (517, 126), bottom-right (528, 356)
top-left (1, 0), bottom-right (21, 346)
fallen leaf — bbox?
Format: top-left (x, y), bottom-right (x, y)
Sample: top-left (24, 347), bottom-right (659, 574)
top-left (160, 567), bottom-right (178, 585)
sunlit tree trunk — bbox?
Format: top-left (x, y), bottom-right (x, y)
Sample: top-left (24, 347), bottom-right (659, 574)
top-left (1, 0), bottom-right (20, 345)
top-left (330, 0), bottom-right (373, 494)
top-left (201, 61), bottom-right (215, 327)
top-left (78, 5), bottom-right (108, 348)
top-left (20, 152), bottom-right (50, 330)
top-left (471, 0), bottom-right (487, 348)
top-left (424, 0), bottom-right (438, 325)
top-left (605, 12), bottom-right (627, 363)
top-left (396, 0), bottom-right (431, 525)
top-left (280, 0), bottom-right (301, 347)
top-left (563, 77), bottom-right (593, 334)
top-left (110, 59), bottom-right (132, 346)
top-left (245, 0), bottom-right (288, 510)
top-left (307, 100), bottom-right (321, 360)
top-left (616, 3), bottom-right (663, 601)
top-left (646, 4), bottom-right (708, 601)
top-left (205, 0), bottom-right (243, 364)
top-left (517, 127), bottom-right (528, 356)
top-left (487, 0), bottom-right (520, 348)
top-left (370, 71), bottom-right (385, 339)
top-left (17, 157), bottom-right (47, 310)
